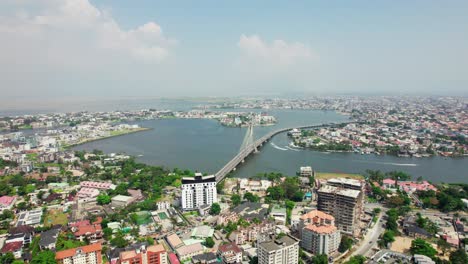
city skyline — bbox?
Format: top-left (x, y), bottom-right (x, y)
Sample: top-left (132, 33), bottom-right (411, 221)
top-left (1, 0), bottom-right (467, 100)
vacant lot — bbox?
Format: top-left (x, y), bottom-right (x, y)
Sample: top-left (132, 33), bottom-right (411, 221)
top-left (315, 172), bottom-right (364, 180)
top-left (390, 236), bottom-right (413, 253)
top-left (44, 209), bottom-right (68, 226)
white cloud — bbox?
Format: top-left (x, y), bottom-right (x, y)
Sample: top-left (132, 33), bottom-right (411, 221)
top-left (238, 34), bottom-right (313, 66)
top-left (0, 0), bottom-right (175, 65)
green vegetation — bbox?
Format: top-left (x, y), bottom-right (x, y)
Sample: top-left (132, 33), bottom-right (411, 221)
top-left (244, 192), bottom-right (259, 202)
top-left (310, 254), bottom-right (328, 264)
top-left (43, 210), bottom-right (68, 226)
top-left (344, 255), bottom-right (366, 264)
top-left (210, 202), bottom-right (221, 215)
top-left (417, 184), bottom-right (467, 212)
top-left (378, 230), bottom-right (395, 248)
top-left (55, 233), bottom-right (85, 251)
top-left (450, 249), bottom-right (468, 264)
top-left (231, 194), bottom-right (241, 207)
top-left (385, 209), bottom-right (400, 234)
top-left (205, 237), bottom-right (215, 248)
top-left (266, 177), bottom-right (303, 202)
top-left (0, 158), bottom-right (17, 169)
top-left (338, 235), bottom-right (354, 253)
top-left (415, 213), bottom-right (439, 234)
top-left (97, 194), bottom-right (111, 205)
top-left (410, 238), bottom-right (437, 259)
top-left (31, 250), bottom-right (56, 264)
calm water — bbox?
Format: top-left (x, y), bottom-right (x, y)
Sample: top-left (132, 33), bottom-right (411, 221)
top-left (73, 110), bottom-right (468, 183)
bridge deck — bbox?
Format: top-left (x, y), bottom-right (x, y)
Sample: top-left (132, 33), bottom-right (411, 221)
top-left (215, 122), bottom-right (353, 182)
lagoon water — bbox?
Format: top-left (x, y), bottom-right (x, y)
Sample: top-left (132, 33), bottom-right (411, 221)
top-left (73, 110), bottom-right (468, 183)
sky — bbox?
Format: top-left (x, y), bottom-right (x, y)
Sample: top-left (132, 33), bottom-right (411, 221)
top-left (0, 0), bottom-right (467, 101)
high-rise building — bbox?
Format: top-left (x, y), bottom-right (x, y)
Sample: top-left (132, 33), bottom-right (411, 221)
top-left (181, 174), bottom-right (217, 210)
top-left (55, 243), bottom-right (102, 264)
top-left (119, 244), bottom-right (167, 264)
top-left (257, 235), bottom-right (299, 264)
top-left (298, 210), bottom-right (341, 255)
top-left (317, 178), bottom-right (364, 236)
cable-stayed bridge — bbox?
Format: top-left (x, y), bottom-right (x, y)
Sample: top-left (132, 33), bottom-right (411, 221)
top-left (215, 122), bottom-right (354, 183)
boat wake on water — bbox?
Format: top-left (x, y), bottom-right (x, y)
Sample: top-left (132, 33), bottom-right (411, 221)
top-left (285, 146), bottom-right (300, 152)
top-left (270, 142), bottom-right (288, 151)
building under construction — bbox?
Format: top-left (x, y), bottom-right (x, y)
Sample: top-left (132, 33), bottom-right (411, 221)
top-left (317, 178), bottom-right (364, 236)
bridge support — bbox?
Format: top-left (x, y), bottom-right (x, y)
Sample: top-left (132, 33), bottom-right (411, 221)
top-left (254, 147), bottom-right (259, 153)
top-left (241, 159), bottom-right (245, 163)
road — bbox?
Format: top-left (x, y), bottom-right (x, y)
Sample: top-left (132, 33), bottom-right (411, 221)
top-left (346, 211), bottom-right (386, 260)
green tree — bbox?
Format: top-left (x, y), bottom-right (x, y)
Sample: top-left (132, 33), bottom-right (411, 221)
top-left (231, 194), bottom-right (241, 206)
top-left (0, 252), bottom-right (15, 264)
top-left (103, 227), bottom-right (113, 240)
top-left (96, 194), bottom-right (111, 205)
top-left (210, 203), bottom-right (221, 215)
top-left (381, 230), bottom-right (395, 248)
top-left (249, 256), bottom-right (258, 264)
top-left (344, 255), bottom-right (366, 264)
top-left (338, 235), bottom-right (353, 253)
top-left (449, 249), bottom-right (468, 264)
top-left (111, 235), bottom-right (128, 248)
top-left (410, 238), bottom-right (437, 259)
top-left (244, 192), bottom-right (259, 202)
top-left (31, 250), bottom-right (57, 264)
top-left (311, 254), bottom-right (328, 264)
top-left (205, 237), bottom-right (215, 248)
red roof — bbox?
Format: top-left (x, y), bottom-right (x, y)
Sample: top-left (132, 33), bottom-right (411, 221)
top-left (169, 253), bottom-right (180, 264)
top-left (56, 243), bottom-right (102, 260)
top-left (1, 241), bottom-right (23, 253)
top-left (218, 242), bottom-right (241, 254)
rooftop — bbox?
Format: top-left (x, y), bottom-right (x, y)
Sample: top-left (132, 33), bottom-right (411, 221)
top-left (259, 235), bottom-right (299, 252)
top-left (318, 185), bottom-right (361, 198)
top-left (300, 210), bottom-right (334, 221)
top-left (55, 243), bottom-right (102, 260)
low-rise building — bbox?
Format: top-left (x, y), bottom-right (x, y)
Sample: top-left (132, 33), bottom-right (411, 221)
top-left (0, 195), bottom-right (16, 211)
top-left (39, 227), bottom-right (61, 251)
top-left (217, 242), bottom-right (242, 264)
top-left (176, 243), bottom-right (204, 261)
top-left (111, 195), bottom-right (134, 208)
top-left (1, 241), bottom-right (23, 259)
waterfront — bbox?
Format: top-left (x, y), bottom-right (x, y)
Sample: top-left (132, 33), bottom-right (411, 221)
top-left (73, 110), bottom-right (468, 183)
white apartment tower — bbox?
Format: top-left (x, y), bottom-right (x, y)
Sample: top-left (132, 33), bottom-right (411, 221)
top-left (257, 235), bottom-right (300, 264)
top-left (181, 174), bottom-right (217, 210)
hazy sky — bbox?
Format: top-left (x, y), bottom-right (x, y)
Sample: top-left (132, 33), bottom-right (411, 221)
top-left (1, 0), bottom-right (467, 100)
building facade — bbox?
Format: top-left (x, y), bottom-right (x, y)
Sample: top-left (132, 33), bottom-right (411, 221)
top-left (317, 178), bottom-right (364, 236)
top-left (299, 210), bottom-right (340, 255)
top-left (257, 235), bottom-right (299, 264)
top-left (181, 174), bottom-right (217, 210)
top-left (119, 244), bottom-right (167, 264)
top-left (55, 243), bottom-right (102, 264)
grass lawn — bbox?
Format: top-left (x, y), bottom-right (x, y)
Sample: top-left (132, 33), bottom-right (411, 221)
top-left (44, 210), bottom-right (68, 226)
top-left (315, 172), bottom-right (364, 180)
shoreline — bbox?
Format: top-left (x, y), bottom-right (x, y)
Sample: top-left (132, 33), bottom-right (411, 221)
top-left (62, 127), bottom-right (152, 150)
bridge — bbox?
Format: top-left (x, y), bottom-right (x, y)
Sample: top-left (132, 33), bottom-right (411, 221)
top-left (215, 122), bottom-right (354, 182)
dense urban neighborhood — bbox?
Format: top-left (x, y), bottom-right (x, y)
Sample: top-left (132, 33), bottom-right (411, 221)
top-left (0, 96), bottom-right (466, 264)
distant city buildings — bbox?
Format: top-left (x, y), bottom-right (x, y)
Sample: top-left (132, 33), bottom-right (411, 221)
top-left (181, 174), bottom-right (217, 210)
